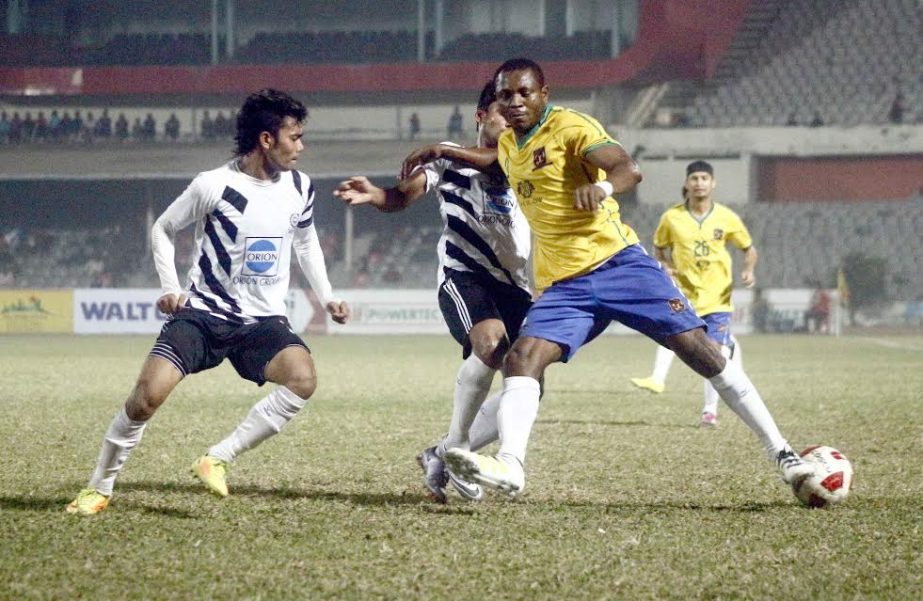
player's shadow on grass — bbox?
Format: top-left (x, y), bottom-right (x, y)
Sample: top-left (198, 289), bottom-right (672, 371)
top-left (560, 498), bottom-right (792, 513)
top-left (539, 418), bottom-right (697, 430)
top-left (0, 494), bottom-right (69, 512)
top-left (118, 480), bottom-right (433, 508)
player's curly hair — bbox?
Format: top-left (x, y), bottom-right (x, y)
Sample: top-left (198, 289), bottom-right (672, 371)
top-left (477, 79), bottom-right (497, 112)
top-left (493, 57), bottom-right (545, 87)
top-left (234, 88), bottom-right (307, 156)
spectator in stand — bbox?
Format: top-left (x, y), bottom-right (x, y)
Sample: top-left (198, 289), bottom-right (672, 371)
top-left (48, 110), bottom-right (61, 139)
top-left (804, 288), bottom-right (831, 334)
top-left (114, 113), bottom-right (129, 141)
top-left (214, 111), bottom-right (229, 139)
top-left (786, 112), bottom-right (798, 126)
top-left (131, 117), bottom-right (144, 141)
top-left (34, 112), bottom-right (49, 141)
top-left (447, 105), bottom-right (463, 138)
top-left (96, 109), bottom-right (113, 139)
top-left (60, 112), bottom-right (74, 140)
top-left (9, 112), bottom-right (22, 143)
top-left (200, 110), bottom-right (213, 140)
top-left (165, 112), bottom-right (180, 141)
top-left (22, 112), bottom-right (36, 141)
top-left (83, 112), bottom-right (96, 142)
top-left (888, 92), bottom-right (905, 124)
top-left (143, 113), bottom-right (157, 141)
top-left (0, 111), bottom-right (11, 144)
top-left (409, 112), bottom-right (421, 140)
top-left (72, 111), bottom-right (84, 141)
top-left (809, 111), bottom-right (824, 127)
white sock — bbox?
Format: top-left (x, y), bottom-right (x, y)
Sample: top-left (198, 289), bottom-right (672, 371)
top-left (702, 343), bottom-right (733, 416)
top-left (467, 391), bottom-right (502, 451)
top-left (88, 407), bottom-right (148, 497)
top-left (496, 376), bottom-right (541, 466)
top-left (443, 355), bottom-right (496, 451)
top-left (208, 387), bottom-right (306, 463)
top-left (708, 361), bottom-right (787, 460)
top-left (651, 345), bottom-right (675, 384)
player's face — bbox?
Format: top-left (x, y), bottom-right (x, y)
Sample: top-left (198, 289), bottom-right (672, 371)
top-left (265, 116), bottom-right (304, 172)
top-left (475, 101), bottom-right (508, 148)
top-left (496, 68), bottom-right (549, 135)
top-left (685, 171), bottom-right (716, 200)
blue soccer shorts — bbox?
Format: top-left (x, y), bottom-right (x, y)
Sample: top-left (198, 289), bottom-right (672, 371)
top-left (702, 311), bottom-right (733, 347)
top-left (520, 244), bottom-right (705, 362)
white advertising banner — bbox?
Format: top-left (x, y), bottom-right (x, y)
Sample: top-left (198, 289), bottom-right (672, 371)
top-left (74, 288), bottom-right (169, 334)
top-left (329, 289), bottom-right (448, 335)
top-left (74, 288), bottom-right (315, 335)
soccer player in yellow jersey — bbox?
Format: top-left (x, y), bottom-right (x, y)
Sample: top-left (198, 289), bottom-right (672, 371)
top-left (631, 161), bottom-right (757, 428)
top-left (401, 58), bottom-right (811, 499)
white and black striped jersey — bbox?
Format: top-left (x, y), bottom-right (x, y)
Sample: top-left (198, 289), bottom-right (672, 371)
top-left (422, 142), bottom-right (531, 294)
top-left (152, 160), bottom-right (335, 323)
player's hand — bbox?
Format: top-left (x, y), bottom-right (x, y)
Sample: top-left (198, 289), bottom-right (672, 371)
top-left (573, 183), bottom-right (606, 212)
top-left (741, 269), bottom-right (756, 288)
top-left (156, 292), bottom-right (187, 315)
top-left (400, 144), bottom-right (443, 180)
top-left (333, 176), bottom-right (378, 206)
top-left (326, 300), bottom-right (350, 324)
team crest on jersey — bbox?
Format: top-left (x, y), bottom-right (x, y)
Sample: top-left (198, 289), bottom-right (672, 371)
top-left (667, 298), bottom-right (686, 313)
top-left (713, 228), bottom-right (724, 240)
top-left (242, 237), bottom-right (282, 277)
top-left (517, 180), bottom-right (535, 198)
top-left (532, 147), bottom-right (547, 170)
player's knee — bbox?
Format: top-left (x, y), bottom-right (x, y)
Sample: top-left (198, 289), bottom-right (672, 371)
top-left (503, 344), bottom-right (538, 378)
top-left (284, 371), bottom-right (317, 400)
top-left (126, 377), bottom-right (168, 421)
top-left (472, 334), bottom-right (509, 369)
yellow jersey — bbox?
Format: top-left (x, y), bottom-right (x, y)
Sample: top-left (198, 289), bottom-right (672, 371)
top-left (497, 105), bottom-right (639, 292)
top-left (652, 201), bottom-right (752, 315)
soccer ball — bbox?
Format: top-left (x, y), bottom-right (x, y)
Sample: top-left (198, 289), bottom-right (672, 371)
top-left (792, 445), bottom-right (853, 508)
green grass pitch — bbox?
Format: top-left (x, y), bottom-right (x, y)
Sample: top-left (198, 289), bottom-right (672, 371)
top-left (1, 333), bottom-right (922, 599)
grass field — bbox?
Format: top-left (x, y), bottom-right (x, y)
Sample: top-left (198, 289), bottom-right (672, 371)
top-left (1, 333), bottom-right (922, 600)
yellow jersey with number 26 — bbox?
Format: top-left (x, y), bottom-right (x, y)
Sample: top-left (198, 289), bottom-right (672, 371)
top-left (497, 104), bottom-right (639, 293)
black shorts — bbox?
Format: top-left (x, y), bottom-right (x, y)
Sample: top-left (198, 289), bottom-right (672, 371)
top-left (150, 308), bottom-right (309, 385)
top-left (438, 269), bottom-right (532, 359)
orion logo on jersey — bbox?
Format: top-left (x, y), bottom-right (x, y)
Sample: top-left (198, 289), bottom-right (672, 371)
top-left (242, 237), bottom-right (282, 277)
top-left (484, 186), bottom-right (514, 214)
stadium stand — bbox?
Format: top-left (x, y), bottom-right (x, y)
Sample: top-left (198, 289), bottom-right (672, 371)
top-left (672, 0), bottom-right (922, 127)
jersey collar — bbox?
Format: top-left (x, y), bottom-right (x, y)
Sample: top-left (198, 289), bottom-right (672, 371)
top-left (515, 104), bottom-right (554, 149)
top-left (684, 199), bottom-right (715, 225)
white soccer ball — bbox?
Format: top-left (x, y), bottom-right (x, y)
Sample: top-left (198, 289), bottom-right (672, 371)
top-left (792, 445), bottom-right (853, 508)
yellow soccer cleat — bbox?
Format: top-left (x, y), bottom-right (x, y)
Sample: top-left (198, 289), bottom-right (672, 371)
top-left (191, 455), bottom-right (229, 498)
top-left (630, 376), bottom-right (665, 394)
top-left (65, 488), bottom-right (110, 515)
top-left (444, 448), bottom-right (524, 497)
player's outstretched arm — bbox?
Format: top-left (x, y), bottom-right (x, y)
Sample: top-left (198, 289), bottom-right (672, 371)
top-left (334, 172), bottom-right (428, 213)
top-left (400, 144), bottom-right (498, 180)
top-left (575, 145), bottom-right (643, 211)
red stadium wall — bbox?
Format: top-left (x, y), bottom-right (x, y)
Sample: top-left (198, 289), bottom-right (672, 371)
top-left (0, 0), bottom-right (749, 97)
top-left (757, 156), bottom-right (923, 202)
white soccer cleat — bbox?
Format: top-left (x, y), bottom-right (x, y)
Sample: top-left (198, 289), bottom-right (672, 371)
top-left (444, 448), bottom-right (524, 497)
top-left (447, 466), bottom-right (484, 502)
top-left (775, 447), bottom-right (815, 485)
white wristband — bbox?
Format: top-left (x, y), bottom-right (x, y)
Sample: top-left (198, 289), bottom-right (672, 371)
top-left (594, 180), bottom-right (614, 197)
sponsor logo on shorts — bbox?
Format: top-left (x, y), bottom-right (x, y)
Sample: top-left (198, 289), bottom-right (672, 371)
top-left (668, 298), bottom-right (686, 313)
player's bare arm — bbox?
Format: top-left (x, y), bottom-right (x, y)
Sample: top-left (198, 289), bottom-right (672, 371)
top-left (740, 246), bottom-right (758, 288)
top-left (334, 172), bottom-right (427, 213)
top-left (653, 246), bottom-right (676, 278)
top-left (401, 144), bottom-right (499, 180)
top-left (155, 292), bottom-right (187, 315)
top-left (575, 144), bottom-right (643, 212)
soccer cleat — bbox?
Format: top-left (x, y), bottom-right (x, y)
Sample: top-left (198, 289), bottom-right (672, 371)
top-left (416, 446), bottom-right (449, 504)
top-left (776, 447), bottom-right (815, 485)
top-left (700, 412), bottom-right (718, 428)
top-left (444, 448), bottom-right (524, 497)
top-left (630, 376), bottom-right (665, 394)
top-left (447, 466), bottom-right (484, 502)
top-left (191, 455), bottom-right (229, 498)
top-left (65, 488), bottom-right (110, 515)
